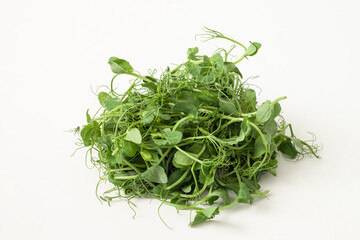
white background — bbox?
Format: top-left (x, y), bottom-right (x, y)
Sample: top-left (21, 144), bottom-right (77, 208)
top-left (1, 0), bottom-right (359, 239)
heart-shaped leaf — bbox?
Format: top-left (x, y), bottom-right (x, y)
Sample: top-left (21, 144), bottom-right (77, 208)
top-left (108, 57), bottom-right (133, 74)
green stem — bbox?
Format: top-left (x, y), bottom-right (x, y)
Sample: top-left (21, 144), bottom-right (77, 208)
top-left (190, 162), bottom-right (199, 195)
top-left (110, 72), bottom-right (152, 94)
top-left (174, 145), bottom-right (204, 164)
top-left (272, 96), bottom-right (287, 105)
top-left (122, 159), bottom-right (141, 174)
top-left (161, 148), bottom-right (172, 171)
top-left (183, 136), bottom-right (208, 141)
top-left (248, 121), bottom-right (269, 177)
top-left (288, 124), bottom-right (295, 137)
top-left (121, 159), bottom-right (155, 188)
top-left (186, 185), bottom-right (214, 207)
top-left (165, 168), bottom-right (191, 191)
top-left (109, 167), bottom-right (133, 172)
top-left (117, 120), bottom-right (142, 138)
top-left (220, 35), bottom-right (247, 51)
top-left (180, 181), bottom-right (208, 198)
top-left (219, 169), bottom-right (242, 210)
top-left (100, 174), bottom-right (139, 180)
top-left (128, 72), bottom-right (153, 83)
top-left (172, 116), bottom-right (193, 131)
top-left (162, 201), bottom-right (203, 211)
top-left (110, 74), bottom-right (118, 92)
top-left (114, 175), bottom-right (139, 180)
top-left (233, 54), bottom-right (246, 64)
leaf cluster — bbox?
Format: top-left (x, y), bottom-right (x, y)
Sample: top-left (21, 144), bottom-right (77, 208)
top-left (76, 28), bottom-right (320, 226)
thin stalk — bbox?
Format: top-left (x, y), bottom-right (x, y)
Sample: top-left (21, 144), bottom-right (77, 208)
top-left (165, 168), bottom-right (191, 191)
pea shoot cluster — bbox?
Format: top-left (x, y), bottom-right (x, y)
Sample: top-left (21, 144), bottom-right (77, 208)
top-left (75, 28), bottom-right (319, 226)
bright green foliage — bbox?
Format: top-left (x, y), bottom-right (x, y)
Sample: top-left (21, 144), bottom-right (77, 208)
top-left (124, 128), bottom-right (142, 144)
top-left (122, 139), bottom-right (137, 157)
top-left (189, 206), bottom-right (220, 226)
top-left (172, 102), bottom-right (198, 117)
top-left (142, 165), bottom-right (168, 184)
top-left (108, 57), bottom-right (133, 74)
top-left (163, 131), bottom-right (182, 145)
top-left (173, 151), bottom-right (194, 167)
top-left (245, 42), bottom-right (262, 56)
top-left (256, 100), bottom-right (272, 123)
top-left (75, 28), bottom-right (320, 226)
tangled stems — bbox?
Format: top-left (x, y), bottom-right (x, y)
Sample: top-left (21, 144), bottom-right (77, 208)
top-left (76, 28), bottom-right (320, 226)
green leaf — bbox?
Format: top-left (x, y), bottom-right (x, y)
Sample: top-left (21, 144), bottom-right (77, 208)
top-left (172, 102), bottom-right (198, 117)
top-left (266, 159), bottom-right (278, 169)
top-left (201, 73), bottom-right (215, 83)
top-left (168, 169), bottom-right (192, 186)
top-left (108, 173), bottom-right (125, 186)
top-left (189, 206), bottom-right (220, 226)
top-left (256, 100), bottom-right (272, 123)
top-left (115, 150), bottom-right (126, 164)
top-left (201, 55), bottom-right (213, 74)
top-left (187, 143), bottom-right (203, 155)
top-left (209, 188), bottom-right (230, 205)
top-left (251, 190), bottom-right (270, 198)
top-left (149, 152), bottom-right (160, 165)
top-left (241, 118), bottom-right (252, 137)
top-left (237, 182), bottom-right (253, 204)
top-left (142, 165), bottom-right (168, 184)
top-left (263, 120), bottom-right (278, 136)
top-left (182, 185), bottom-right (192, 193)
top-left (219, 132), bottom-right (245, 145)
top-left (278, 138), bottom-right (298, 159)
top-left (140, 149), bottom-right (152, 161)
top-left (141, 82), bottom-right (157, 93)
top-left (163, 131), bottom-right (183, 145)
top-left (153, 184), bottom-right (168, 198)
top-left (211, 53), bottom-right (224, 70)
top-left (122, 139), bottom-right (138, 157)
top-left (108, 57), bottom-right (133, 74)
top-left (187, 47), bottom-right (199, 60)
top-left (107, 152), bottom-right (116, 164)
top-left (254, 136), bottom-right (267, 158)
top-left (158, 111), bottom-right (170, 120)
top-left (177, 91), bottom-right (199, 106)
top-left (272, 102), bottom-right (281, 118)
top-left (219, 97), bottom-right (239, 116)
top-left (292, 138), bottom-right (304, 150)
top-left (223, 62), bottom-right (242, 78)
top-left (141, 110), bottom-right (155, 124)
top-left (241, 177), bottom-right (260, 191)
top-left (153, 139), bottom-right (168, 147)
top-left (186, 61), bottom-right (202, 80)
top-left (99, 135), bottom-right (112, 149)
top-left (245, 42), bottom-right (261, 57)
top-left (199, 165), bottom-right (212, 184)
top-left (98, 92), bottom-right (111, 107)
top-left (245, 89), bottom-right (256, 102)
top-left (124, 128), bottom-right (142, 144)
top-left (104, 98), bottom-right (121, 111)
top-left (173, 151), bottom-right (194, 167)
top-left (80, 122), bottom-right (101, 146)
top-left (140, 149), bottom-right (159, 164)
top-left (141, 104), bottom-right (158, 124)
top-left (86, 109), bottom-right (91, 123)
top-left (195, 92), bottom-right (217, 105)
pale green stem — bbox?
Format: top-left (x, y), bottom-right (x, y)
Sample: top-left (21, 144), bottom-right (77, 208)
top-left (174, 145), bottom-right (204, 164)
top-left (172, 115), bottom-right (193, 131)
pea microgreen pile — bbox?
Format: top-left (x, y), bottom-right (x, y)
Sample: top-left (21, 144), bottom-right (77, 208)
top-left (75, 28), bottom-right (319, 226)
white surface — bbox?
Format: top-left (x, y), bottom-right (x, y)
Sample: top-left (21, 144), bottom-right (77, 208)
top-left (1, 0), bottom-right (360, 239)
